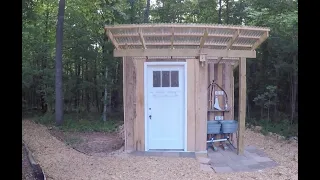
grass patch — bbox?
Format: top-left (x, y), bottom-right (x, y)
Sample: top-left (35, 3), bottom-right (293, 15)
top-left (34, 112), bottom-right (123, 133)
top-left (247, 118), bottom-right (298, 138)
top-left (65, 136), bottom-right (83, 146)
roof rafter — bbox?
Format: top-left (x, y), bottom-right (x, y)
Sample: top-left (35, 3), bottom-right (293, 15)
top-left (199, 28), bottom-right (209, 49)
top-left (227, 29), bottom-right (240, 49)
top-left (171, 27), bottom-right (174, 49)
top-left (106, 30), bottom-right (120, 49)
top-left (138, 28), bottom-right (146, 49)
top-left (217, 29), bottom-right (240, 64)
top-left (251, 31), bottom-right (269, 50)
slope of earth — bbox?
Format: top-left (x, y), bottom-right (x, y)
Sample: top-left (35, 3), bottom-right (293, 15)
top-left (49, 129), bottom-right (124, 157)
top-left (22, 144), bottom-right (36, 180)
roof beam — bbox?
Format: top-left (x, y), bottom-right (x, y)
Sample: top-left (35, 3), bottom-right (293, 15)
top-left (251, 31), bottom-right (269, 50)
top-left (106, 30), bottom-right (120, 49)
top-left (117, 42), bottom-right (251, 47)
top-left (138, 28), bottom-right (146, 49)
top-left (114, 49), bottom-right (256, 58)
top-left (113, 33), bottom-right (262, 39)
top-left (199, 28), bottom-right (209, 48)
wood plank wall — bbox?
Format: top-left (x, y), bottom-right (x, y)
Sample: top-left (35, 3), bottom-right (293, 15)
top-left (208, 62), bottom-right (235, 147)
top-left (123, 58), bottom-right (235, 152)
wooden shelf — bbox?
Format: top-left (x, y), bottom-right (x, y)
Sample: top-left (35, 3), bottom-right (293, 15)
top-left (207, 109), bottom-right (230, 112)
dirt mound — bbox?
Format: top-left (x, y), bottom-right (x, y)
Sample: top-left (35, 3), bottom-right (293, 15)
top-left (49, 130), bottom-right (124, 156)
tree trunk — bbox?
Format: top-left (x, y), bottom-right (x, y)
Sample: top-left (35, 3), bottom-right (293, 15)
top-left (75, 58), bottom-right (81, 109)
top-left (103, 66), bottom-right (108, 121)
top-left (274, 68), bottom-right (279, 122)
top-left (218, 0), bottom-right (222, 24)
top-left (225, 0), bottom-right (229, 24)
top-left (144, 0), bottom-right (150, 23)
top-left (85, 60), bottom-right (90, 112)
top-left (94, 58), bottom-right (100, 112)
top-left (40, 3), bottom-right (50, 114)
top-left (291, 55), bottom-right (297, 124)
top-left (55, 0), bottom-right (66, 126)
top-left (129, 1), bottom-right (135, 24)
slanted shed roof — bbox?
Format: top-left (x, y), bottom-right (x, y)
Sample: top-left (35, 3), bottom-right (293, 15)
top-left (104, 23), bottom-right (270, 60)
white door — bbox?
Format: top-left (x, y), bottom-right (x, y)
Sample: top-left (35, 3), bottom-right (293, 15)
top-left (146, 64), bottom-right (185, 150)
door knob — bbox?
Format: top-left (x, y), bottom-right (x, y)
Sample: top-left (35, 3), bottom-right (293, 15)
top-left (149, 115), bottom-right (152, 119)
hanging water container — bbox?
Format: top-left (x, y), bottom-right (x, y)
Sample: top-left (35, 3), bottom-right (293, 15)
top-left (207, 121), bottom-right (222, 134)
top-left (220, 120), bottom-right (238, 133)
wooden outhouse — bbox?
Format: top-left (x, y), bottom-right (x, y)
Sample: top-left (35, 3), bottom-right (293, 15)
top-left (104, 23), bottom-right (270, 156)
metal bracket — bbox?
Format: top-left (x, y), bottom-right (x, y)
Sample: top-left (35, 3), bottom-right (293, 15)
top-left (199, 53), bottom-right (207, 67)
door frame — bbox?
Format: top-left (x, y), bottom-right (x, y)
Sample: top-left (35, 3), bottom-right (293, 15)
top-left (144, 61), bottom-right (188, 152)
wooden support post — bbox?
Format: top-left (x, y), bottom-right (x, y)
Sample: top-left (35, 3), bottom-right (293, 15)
top-left (231, 65), bottom-right (237, 147)
top-left (187, 59), bottom-right (196, 151)
top-left (123, 57), bottom-right (136, 152)
top-left (195, 59), bottom-right (208, 152)
top-left (213, 64), bottom-right (223, 147)
top-left (224, 63), bottom-right (232, 120)
top-left (208, 64), bottom-right (215, 119)
top-left (237, 57), bottom-right (246, 155)
top-left (134, 58), bottom-right (145, 151)
top-left (207, 63), bottom-right (215, 144)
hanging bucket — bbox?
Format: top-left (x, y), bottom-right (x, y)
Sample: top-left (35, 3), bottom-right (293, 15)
top-left (220, 120), bottom-right (238, 133)
top-left (207, 121), bottom-right (222, 134)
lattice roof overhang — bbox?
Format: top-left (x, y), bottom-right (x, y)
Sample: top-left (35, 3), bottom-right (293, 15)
top-left (104, 23), bottom-right (270, 60)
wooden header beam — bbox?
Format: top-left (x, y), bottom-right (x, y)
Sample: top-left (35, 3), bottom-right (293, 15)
top-left (114, 49), bottom-right (256, 58)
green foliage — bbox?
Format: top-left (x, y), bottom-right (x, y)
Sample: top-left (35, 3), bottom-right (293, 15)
top-left (23, 0), bottom-right (298, 135)
top-left (35, 113), bottom-right (122, 132)
top-left (253, 85), bottom-right (277, 109)
top-left (247, 117), bottom-right (298, 138)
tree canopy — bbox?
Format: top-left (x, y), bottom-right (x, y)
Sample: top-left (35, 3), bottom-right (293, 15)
top-left (22, 0), bottom-right (298, 135)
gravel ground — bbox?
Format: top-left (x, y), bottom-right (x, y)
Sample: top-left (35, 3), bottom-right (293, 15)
top-left (22, 120), bottom-right (298, 180)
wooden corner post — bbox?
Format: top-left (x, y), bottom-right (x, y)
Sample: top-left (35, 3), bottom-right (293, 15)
top-left (237, 57), bottom-right (246, 155)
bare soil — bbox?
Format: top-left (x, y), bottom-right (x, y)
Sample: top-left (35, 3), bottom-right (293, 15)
top-left (22, 120), bottom-right (298, 180)
top-left (22, 144), bottom-right (36, 180)
top-left (49, 129), bottom-right (124, 156)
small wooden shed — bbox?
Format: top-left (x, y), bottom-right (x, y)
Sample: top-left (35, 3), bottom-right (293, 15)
top-left (104, 23), bottom-right (270, 156)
